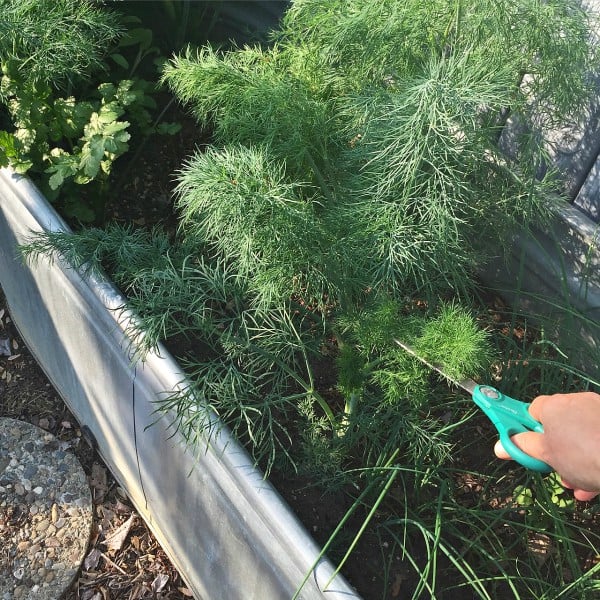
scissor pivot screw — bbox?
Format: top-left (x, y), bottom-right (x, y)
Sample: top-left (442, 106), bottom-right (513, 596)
top-left (480, 386), bottom-right (501, 400)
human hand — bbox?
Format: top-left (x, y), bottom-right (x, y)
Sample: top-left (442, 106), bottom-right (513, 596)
top-left (494, 392), bottom-right (600, 501)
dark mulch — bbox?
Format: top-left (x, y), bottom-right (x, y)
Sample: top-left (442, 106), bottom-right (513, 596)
top-left (0, 289), bottom-right (192, 599)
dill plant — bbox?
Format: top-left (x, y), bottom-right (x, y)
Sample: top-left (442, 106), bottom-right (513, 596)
top-left (26, 0), bottom-right (597, 473)
top-left (0, 0), bottom-right (121, 91)
top-left (162, 0), bottom-right (596, 299)
top-left (21, 2), bottom-right (600, 595)
top-left (156, 0), bottom-right (595, 464)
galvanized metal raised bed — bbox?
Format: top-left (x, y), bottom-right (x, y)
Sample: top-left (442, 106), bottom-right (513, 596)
top-left (484, 199), bottom-right (600, 356)
top-left (0, 167), bottom-right (360, 600)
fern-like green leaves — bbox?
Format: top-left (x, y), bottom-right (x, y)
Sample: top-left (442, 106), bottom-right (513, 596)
top-left (174, 145), bottom-right (343, 310)
top-left (23, 0), bottom-right (596, 476)
top-left (413, 302), bottom-right (493, 382)
top-left (162, 44), bottom-right (341, 186)
top-left (0, 0), bottom-right (122, 91)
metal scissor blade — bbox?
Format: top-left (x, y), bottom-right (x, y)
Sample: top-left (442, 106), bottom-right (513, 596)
top-left (393, 338), bottom-right (477, 396)
top-left (395, 340), bottom-right (553, 473)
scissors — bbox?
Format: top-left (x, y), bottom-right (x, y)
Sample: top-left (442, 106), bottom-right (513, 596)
top-left (394, 339), bottom-right (552, 473)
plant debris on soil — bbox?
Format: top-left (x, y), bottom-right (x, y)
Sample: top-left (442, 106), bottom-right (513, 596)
top-left (0, 290), bottom-right (193, 600)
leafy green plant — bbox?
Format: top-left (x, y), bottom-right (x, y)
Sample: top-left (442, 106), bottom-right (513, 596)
top-left (23, 0), bottom-right (597, 478)
top-left (335, 300), bottom-right (493, 460)
top-left (0, 0), bottom-right (122, 90)
top-left (0, 0), bottom-right (180, 223)
top-left (0, 74), bottom-right (137, 221)
top-left (374, 464), bottom-right (600, 599)
top-left (141, 0), bottom-right (595, 472)
top-left (162, 0), bottom-right (596, 302)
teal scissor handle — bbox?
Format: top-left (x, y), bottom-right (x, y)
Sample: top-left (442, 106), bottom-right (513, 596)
top-left (472, 385), bottom-right (552, 473)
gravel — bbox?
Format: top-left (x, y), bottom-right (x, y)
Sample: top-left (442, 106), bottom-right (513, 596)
top-left (0, 418), bottom-right (93, 600)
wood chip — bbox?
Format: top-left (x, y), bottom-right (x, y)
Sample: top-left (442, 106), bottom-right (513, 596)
top-left (84, 548), bottom-right (102, 571)
top-left (89, 463), bottom-right (108, 502)
top-left (178, 587), bottom-right (194, 597)
top-left (104, 514), bottom-right (136, 552)
top-left (527, 532), bottom-right (554, 566)
top-left (151, 573), bottom-right (169, 593)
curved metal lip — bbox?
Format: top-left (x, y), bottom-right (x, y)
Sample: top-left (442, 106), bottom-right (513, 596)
top-left (0, 167), bottom-right (361, 599)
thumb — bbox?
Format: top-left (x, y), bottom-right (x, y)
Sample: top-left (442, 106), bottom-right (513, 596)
top-left (493, 431), bottom-right (548, 464)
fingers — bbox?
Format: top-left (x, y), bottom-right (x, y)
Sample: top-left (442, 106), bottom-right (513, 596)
top-left (527, 391), bottom-right (599, 422)
top-left (562, 479), bottom-right (599, 502)
top-left (495, 443), bottom-right (600, 501)
top-left (494, 393), bottom-right (600, 502)
top-left (573, 489), bottom-right (600, 501)
top-left (494, 439), bottom-right (510, 459)
top-left (525, 394), bottom-right (547, 421)
top-left (493, 431), bottom-right (547, 464)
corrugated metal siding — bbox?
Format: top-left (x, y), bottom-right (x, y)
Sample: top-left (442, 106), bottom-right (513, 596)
top-left (498, 2), bottom-right (600, 220)
top-left (551, 1), bottom-right (600, 220)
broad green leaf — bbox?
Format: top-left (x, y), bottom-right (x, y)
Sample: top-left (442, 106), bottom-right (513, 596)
top-left (13, 159), bottom-right (32, 174)
top-left (80, 136), bottom-right (105, 178)
top-left (103, 131), bottom-right (130, 155)
top-left (551, 494), bottom-right (574, 509)
top-left (117, 80), bottom-right (134, 93)
top-left (119, 27), bottom-right (153, 50)
top-left (70, 102), bottom-right (96, 133)
top-left (156, 122), bottom-right (182, 136)
top-left (139, 94), bottom-right (157, 110)
top-left (115, 82), bottom-right (138, 107)
top-left (48, 170), bottom-right (65, 190)
top-left (513, 485), bottom-right (534, 507)
top-left (46, 152), bottom-right (78, 190)
top-left (0, 130), bottom-right (17, 155)
top-left (73, 174), bottom-right (91, 185)
top-left (97, 83), bottom-right (117, 100)
top-left (51, 97), bottom-right (92, 138)
top-left (14, 127), bottom-right (36, 151)
top-left (84, 113), bottom-right (101, 137)
top-left (110, 53), bottom-right (130, 70)
top-left (98, 103), bottom-right (124, 124)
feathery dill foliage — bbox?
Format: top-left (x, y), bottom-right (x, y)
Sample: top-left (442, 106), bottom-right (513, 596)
top-left (161, 44), bottom-right (343, 189)
top-left (414, 302), bottom-right (492, 382)
top-left (174, 145), bottom-right (343, 311)
top-left (26, 0), bottom-right (595, 475)
top-left (334, 300), bottom-right (494, 465)
top-left (163, 0), bottom-right (595, 302)
top-left (0, 0), bottom-right (122, 91)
